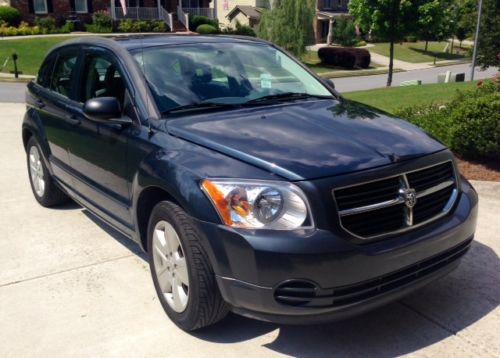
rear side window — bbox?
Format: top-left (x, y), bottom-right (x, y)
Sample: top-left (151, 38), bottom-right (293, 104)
top-left (50, 50), bottom-right (79, 99)
top-left (37, 55), bottom-right (55, 88)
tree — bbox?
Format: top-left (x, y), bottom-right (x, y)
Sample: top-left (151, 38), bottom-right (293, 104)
top-left (416, 0), bottom-right (454, 52)
top-left (332, 16), bottom-right (357, 47)
top-left (349, 0), bottom-right (419, 86)
top-left (475, 0), bottom-right (500, 69)
top-left (256, 0), bottom-right (316, 58)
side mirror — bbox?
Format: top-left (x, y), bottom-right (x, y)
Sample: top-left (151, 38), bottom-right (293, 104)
top-left (83, 97), bottom-right (131, 125)
top-left (323, 78), bottom-right (335, 90)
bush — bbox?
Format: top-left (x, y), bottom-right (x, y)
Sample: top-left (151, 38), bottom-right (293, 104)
top-left (395, 80), bottom-right (500, 160)
top-left (318, 47), bottom-right (371, 69)
top-left (0, 6), bottom-right (21, 27)
top-left (189, 15), bottom-right (218, 31)
top-left (35, 16), bottom-right (57, 33)
top-left (86, 11), bottom-right (113, 33)
top-left (332, 16), bottom-right (356, 47)
top-left (196, 24), bottom-right (218, 34)
top-left (59, 21), bottom-right (74, 33)
top-left (221, 21), bottom-right (255, 36)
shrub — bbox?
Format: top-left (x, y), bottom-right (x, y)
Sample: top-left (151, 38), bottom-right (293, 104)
top-left (406, 35), bottom-right (418, 42)
top-left (395, 80), bottom-right (500, 160)
top-left (318, 47), bottom-right (371, 69)
top-left (196, 24), bottom-right (218, 34)
top-left (35, 16), bottom-right (57, 33)
top-left (0, 6), bottom-right (21, 27)
top-left (85, 11), bottom-right (113, 32)
top-left (356, 40), bottom-right (367, 47)
top-left (221, 21), bottom-right (255, 36)
top-left (59, 21), bottom-right (74, 33)
top-left (332, 16), bottom-right (356, 47)
top-left (189, 15), bottom-right (218, 31)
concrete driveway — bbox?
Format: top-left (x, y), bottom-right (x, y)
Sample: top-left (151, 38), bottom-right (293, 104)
top-left (0, 103), bottom-right (499, 357)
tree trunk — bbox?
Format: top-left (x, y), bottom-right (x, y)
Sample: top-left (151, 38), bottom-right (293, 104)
top-left (387, 40), bottom-right (394, 87)
top-left (425, 40), bottom-right (429, 52)
top-left (450, 37), bottom-right (454, 54)
top-left (460, 40), bottom-right (463, 48)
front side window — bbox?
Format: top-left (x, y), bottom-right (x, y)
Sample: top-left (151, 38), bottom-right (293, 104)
top-left (134, 43), bottom-right (332, 114)
top-left (33, 0), bottom-right (48, 14)
top-left (74, 0), bottom-right (88, 13)
top-left (51, 51), bottom-right (79, 98)
top-left (80, 53), bottom-right (126, 107)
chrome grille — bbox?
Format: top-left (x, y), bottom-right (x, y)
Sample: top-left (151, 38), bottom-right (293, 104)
top-left (333, 161), bottom-right (458, 240)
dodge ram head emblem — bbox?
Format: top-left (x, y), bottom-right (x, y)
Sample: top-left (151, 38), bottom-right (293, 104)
top-left (402, 188), bottom-right (417, 208)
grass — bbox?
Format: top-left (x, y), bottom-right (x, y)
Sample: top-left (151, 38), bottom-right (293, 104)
top-left (369, 41), bottom-right (470, 63)
top-left (343, 81), bottom-right (478, 114)
top-left (0, 37), bottom-right (79, 76)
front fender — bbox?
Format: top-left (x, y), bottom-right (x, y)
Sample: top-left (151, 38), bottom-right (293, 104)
top-left (22, 107), bottom-right (54, 176)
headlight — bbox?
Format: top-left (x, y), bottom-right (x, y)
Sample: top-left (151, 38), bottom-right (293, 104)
top-left (201, 179), bottom-right (311, 230)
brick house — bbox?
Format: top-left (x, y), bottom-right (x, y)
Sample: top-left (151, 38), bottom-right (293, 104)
top-left (7, 0), bottom-right (213, 29)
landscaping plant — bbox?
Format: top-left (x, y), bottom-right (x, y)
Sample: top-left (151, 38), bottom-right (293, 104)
top-left (395, 79), bottom-right (500, 160)
top-left (0, 6), bottom-right (21, 27)
top-left (332, 16), bottom-right (357, 47)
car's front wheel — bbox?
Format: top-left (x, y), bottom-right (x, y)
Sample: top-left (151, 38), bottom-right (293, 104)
top-left (147, 201), bottom-right (228, 331)
top-left (26, 136), bottom-right (69, 207)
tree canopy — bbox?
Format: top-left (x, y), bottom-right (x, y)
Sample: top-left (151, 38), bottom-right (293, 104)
top-left (257, 0), bottom-right (316, 58)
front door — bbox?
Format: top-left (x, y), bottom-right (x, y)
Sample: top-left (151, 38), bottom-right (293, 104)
top-left (68, 47), bottom-right (135, 231)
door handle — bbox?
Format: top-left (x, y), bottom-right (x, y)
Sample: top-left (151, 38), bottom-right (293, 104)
top-left (64, 114), bottom-right (81, 126)
top-left (35, 99), bottom-right (45, 109)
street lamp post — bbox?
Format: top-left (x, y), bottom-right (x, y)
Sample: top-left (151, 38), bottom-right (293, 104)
top-left (470, 0), bottom-right (484, 81)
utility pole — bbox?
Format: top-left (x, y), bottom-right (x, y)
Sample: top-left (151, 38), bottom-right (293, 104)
top-left (470, 0), bottom-right (483, 81)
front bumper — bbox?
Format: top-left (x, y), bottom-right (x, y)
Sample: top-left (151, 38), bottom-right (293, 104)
top-left (196, 177), bottom-right (478, 324)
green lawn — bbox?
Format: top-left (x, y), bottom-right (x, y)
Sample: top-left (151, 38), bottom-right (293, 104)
top-left (369, 41), bottom-right (470, 63)
top-left (0, 37), bottom-right (79, 76)
top-left (343, 81), bottom-right (478, 114)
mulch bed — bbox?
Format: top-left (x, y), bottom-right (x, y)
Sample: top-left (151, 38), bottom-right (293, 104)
top-left (456, 158), bottom-right (500, 182)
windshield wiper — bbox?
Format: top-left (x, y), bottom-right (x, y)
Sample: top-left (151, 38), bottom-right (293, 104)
top-left (162, 102), bottom-right (241, 115)
top-left (244, 92), bottom-right (332, 104)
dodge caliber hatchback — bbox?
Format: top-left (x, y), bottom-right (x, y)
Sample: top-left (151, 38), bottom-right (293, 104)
top-left (23, 35), bottom-right (478, 331)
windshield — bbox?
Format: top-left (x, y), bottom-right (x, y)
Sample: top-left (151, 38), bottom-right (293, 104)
top-left (133, 42), bottom-right (332, 114)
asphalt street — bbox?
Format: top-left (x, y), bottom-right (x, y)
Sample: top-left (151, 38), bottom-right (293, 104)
top-left (0, 64), bottom-right (498, 103)
top-left (0, 102), bottom-right (499, 357)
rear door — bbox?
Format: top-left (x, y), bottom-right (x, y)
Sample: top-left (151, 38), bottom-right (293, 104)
top-left (30, 46), bottom-right (82, 188)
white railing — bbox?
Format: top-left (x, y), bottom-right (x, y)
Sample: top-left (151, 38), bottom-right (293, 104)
top-left (112, 7), bottom-right (160, 20)
top-left (182, 7), bottom-right (215, 19)
top-left (160, 7), bottom-right (173, 31)
top-left (177, 5), bottom-right (190, 30)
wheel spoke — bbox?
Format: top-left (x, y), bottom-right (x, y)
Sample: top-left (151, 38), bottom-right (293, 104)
top-left (157, 268), bottom-right (172, 293)
top-left (175, 258), bottom-right (189, 286)
top-left (171, 277), bottom-right (188, 312)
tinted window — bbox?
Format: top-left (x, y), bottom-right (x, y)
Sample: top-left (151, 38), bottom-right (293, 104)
top-left (37, 55), bottom-right (55, 88)
top-left (51, 50), bottom-right (79, 98)
top-left (81, 53), bottom-right (126, 107)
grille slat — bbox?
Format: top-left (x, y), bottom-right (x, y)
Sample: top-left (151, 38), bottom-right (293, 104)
top-left (333, 161), bottom-right (457, 239)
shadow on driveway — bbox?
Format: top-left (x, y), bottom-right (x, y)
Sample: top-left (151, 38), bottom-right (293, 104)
top-left (72, 204), bottom-right (497, 356)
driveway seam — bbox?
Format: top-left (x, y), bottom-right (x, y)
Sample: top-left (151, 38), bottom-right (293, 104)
top-left (399, 301), bottom-right (497, 357)
top-left (0, 253), bottom-right (140, 289)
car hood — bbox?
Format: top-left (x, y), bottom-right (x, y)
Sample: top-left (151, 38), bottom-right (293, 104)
top-left (166, 99), bottom-right (446, 180)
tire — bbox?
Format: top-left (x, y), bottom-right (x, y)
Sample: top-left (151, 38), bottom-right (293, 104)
top-left (147, 201), bottom-right (229, 331)
top-left (26, 136), bottom-right (69, 207)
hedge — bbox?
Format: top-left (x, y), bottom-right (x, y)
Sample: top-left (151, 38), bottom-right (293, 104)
top-left (318, 47), bottom-right (371, 69)
top-left (0, 6), bottom-right (21, 27)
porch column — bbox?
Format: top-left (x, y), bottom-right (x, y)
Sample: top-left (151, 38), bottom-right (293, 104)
top-left (327, 17), bottom-right (334, 46)
top-left (158, 0), bottom-right (161, 18)
top-left (111, 0), bottom-right (116, 20)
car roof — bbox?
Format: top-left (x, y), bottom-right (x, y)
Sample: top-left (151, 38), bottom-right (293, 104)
top-left (53, 34), bottom-right (269, 53)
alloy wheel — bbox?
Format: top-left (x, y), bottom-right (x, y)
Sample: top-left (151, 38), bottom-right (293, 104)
top-left (29, 145), bottom-right (45, 198)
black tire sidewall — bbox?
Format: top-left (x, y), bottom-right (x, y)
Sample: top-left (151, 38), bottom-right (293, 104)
top-left (147, 201), bottom-right (204, 331)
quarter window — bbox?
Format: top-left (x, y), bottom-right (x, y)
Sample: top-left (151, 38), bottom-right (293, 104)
top-left (51, 51), bottom-right (79, 98)
top-left (37, 55), bottom-right (55, 88)
top-left (33, 0), bottom-right (48, 14)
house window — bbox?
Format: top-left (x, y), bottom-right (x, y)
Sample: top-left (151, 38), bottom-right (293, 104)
top-left (33, 0), bottom-right (48, 14)
top-left (75, 0), bottom-right (88, 13)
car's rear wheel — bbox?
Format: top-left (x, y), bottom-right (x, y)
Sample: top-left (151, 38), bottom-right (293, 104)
top-left (147, 201), bottom-right (228, 331)
top-left (26, 137), bottom-right (69, 207)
